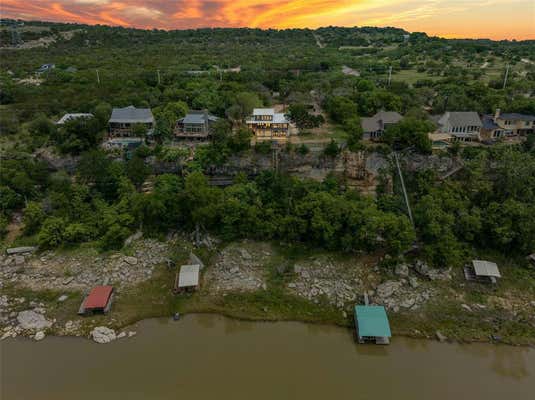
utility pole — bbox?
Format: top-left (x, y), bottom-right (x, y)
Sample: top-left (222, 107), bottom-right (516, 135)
top-left (157, 69), bottom-right (161, 85)
top-left (387, 66), bottom-right (392, 87)
top-left (96, 69), bottom-right (100, 85)
top-left (502, 64), bottom-right (510, 89)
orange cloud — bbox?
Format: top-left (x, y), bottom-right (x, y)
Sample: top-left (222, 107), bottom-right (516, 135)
top-left (0, 0), bottom-right (533, 40)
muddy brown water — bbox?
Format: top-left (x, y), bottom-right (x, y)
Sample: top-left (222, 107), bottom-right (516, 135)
top-left (1, 314), bottom-right (534, 399)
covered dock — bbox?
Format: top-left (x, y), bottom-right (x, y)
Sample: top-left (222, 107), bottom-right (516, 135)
top-left (354, 305), bottom-right (392, 345)
top-left (174, 264), bottom-right (200, 294)
top-left (78, 286), bottom-right (114, 315)
top-left (464, 260), bottom-right (501, 284)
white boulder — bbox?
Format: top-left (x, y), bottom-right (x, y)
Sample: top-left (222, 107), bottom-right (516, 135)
top-left (90, 326), bottom-right (116, 344)
top-left (17, 310), bottom-right (52, 330)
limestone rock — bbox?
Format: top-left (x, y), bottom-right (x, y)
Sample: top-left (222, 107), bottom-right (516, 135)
top-left (17, 310), bottom-right (52, 330)
top-left (124, 256), bottom-right (138, 265)
top-left (395, 264), bottom-right (409, 277)
top-left (436, 330), bottom-right (448, 342)
top-left (34, 331), bottom-right (45, 341)
top-left (461, 304), bottom-right (472, 312)
top-left (90, 326), bottom-right (116, 344)
top-left (376, 281), bottom-right (402, 299)
top-left (408, 277), bottom-right (419, 288)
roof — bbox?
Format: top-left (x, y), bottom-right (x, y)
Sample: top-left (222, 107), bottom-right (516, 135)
top-left (57, 113), bottom-right (94, 125)
top-left (440, 112), bottom-right (482, 128)
top-left (180, 110), bottom-right (218, 125)
top-left (246, 112), bottom-right (289, 124)
top-left (355, 305), bottom-right (391, 337)
top-left (178, 264), bottom-right (200, 287)
top-left (481, 115), bottom-right (499, 130)
top-left (472, 260), bottom-right (501, 278)
top-left (498, 113), bottom-right (535, 122)
top-left (109, 106), bottom-right (154, 124)
top-left (273, 113), bottom-right (289, 123)
top-left (84, 286), bottom-right (114, 309)
top-left (361, 111), bottom-right (402, 133)
top-left (253, 108), bottom-right (275, 116)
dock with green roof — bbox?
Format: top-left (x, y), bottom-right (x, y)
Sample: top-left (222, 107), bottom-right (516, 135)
top-left (354, 305), bottom-right (392, 345)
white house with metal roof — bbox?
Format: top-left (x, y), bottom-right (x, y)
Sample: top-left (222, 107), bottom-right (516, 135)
top-left (437, 112), bottom-right (482, 142)
top-left (246, 108), bottom-right (290, 143)
top-left (108, 105), bottom-right (155, 137)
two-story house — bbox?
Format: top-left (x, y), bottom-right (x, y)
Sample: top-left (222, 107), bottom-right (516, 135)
top-left (361, 111), bottom-right (403, 140)
top-left (246, 108), bottom-right (290, 142)
top-left (436, 112), bottom-right (482, 142)
top-left (174, 110), bottom-right (218, 141)
top-left (108, 106), bottom-right (155, 137)
top-left (481, 109), bottom-right (535, 139)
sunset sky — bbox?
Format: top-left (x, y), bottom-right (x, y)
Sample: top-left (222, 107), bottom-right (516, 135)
top-left (1, 0), bottom-right (534, 40)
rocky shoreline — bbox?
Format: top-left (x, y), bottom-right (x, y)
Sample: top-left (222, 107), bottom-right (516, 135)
top-left (1, 238), bottom-right (534, 345)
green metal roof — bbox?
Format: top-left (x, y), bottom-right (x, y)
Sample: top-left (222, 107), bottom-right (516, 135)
top-left (355, 305), bottom-right (391, 337)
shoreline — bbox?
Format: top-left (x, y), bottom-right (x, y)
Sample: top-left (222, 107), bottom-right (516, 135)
top-left (5, 311), bottom-right (535, 348)
top-left (2, 239), bottom-right (535, 347)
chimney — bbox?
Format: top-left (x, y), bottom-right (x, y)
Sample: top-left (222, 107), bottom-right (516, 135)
top-left (494, 108), bottom-right (501, 121)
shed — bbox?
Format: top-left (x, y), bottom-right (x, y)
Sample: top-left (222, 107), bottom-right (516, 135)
top-left (78, 285), bottom-right (114, 315)
top-left (174, 264), bottom-right (200, 293)
top-left (464, 260), bottom-right (501, 284)
top-left (355, 305), bottom-right (391, 345)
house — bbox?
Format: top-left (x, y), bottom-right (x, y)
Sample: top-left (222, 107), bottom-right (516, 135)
top-left (246, 108), bottom-right (290, 143)
top-left (36, 63), bottom-right (55, 74)
top-left (481, 109), bottom-right (535, 139)
top-left (56, 113), bottom-right (94, 125)
top-left (354, 305), bottom-right (391, 345)
top-left (108, 106), bottom-right (154, 137)
top-left (436, 112), bottom-right (482, 142)
top-left (174, 264), bottom-right (200, 293)
top-left (464, 260), bottom-right (501, 284)
top-left (361, 111), bottom-right (402, 140)
top-left (78, 286), bottom-right (114, 315)
top-left (174, 110), bottom-right (218, 141)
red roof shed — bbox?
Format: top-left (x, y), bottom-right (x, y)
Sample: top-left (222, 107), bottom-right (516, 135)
top-left (84, 286), bottom-right (114, 310)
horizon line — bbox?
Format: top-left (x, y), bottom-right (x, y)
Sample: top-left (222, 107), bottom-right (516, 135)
top-left (4, 18), bottom-right (534, 42)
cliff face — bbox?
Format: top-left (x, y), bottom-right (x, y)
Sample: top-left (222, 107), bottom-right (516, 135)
top-left (34, 146), bottom-right (461, 195)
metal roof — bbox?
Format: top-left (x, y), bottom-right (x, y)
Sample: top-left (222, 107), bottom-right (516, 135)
top-left (355, 305), bottom-right (391, 337)
top-left (481, 115), bottom-right (499, 130)
top-left (253, 108), bottom-right (275, 116)
top-left (361, 111), bottom-right (402, 133)
top-left (440, 112), bottom-right (482, 128)
top-left (84, 286), bottom-right (113, 309)
top-left (57, 113), bottom-right (94, 125)
top-left (472, 260), bottom-right (501, 278)
top-left (499, 113), bottom-right (535, 122)
top-left (179, 264), bottom-right (200, 287)
top-left (180, 110), bottom-right (218, 125)
top-left (109, 106), bottom-right (154, 124)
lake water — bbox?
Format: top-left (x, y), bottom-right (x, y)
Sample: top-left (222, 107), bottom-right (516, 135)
top-left (1, 314), bottom-right (534, 399)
